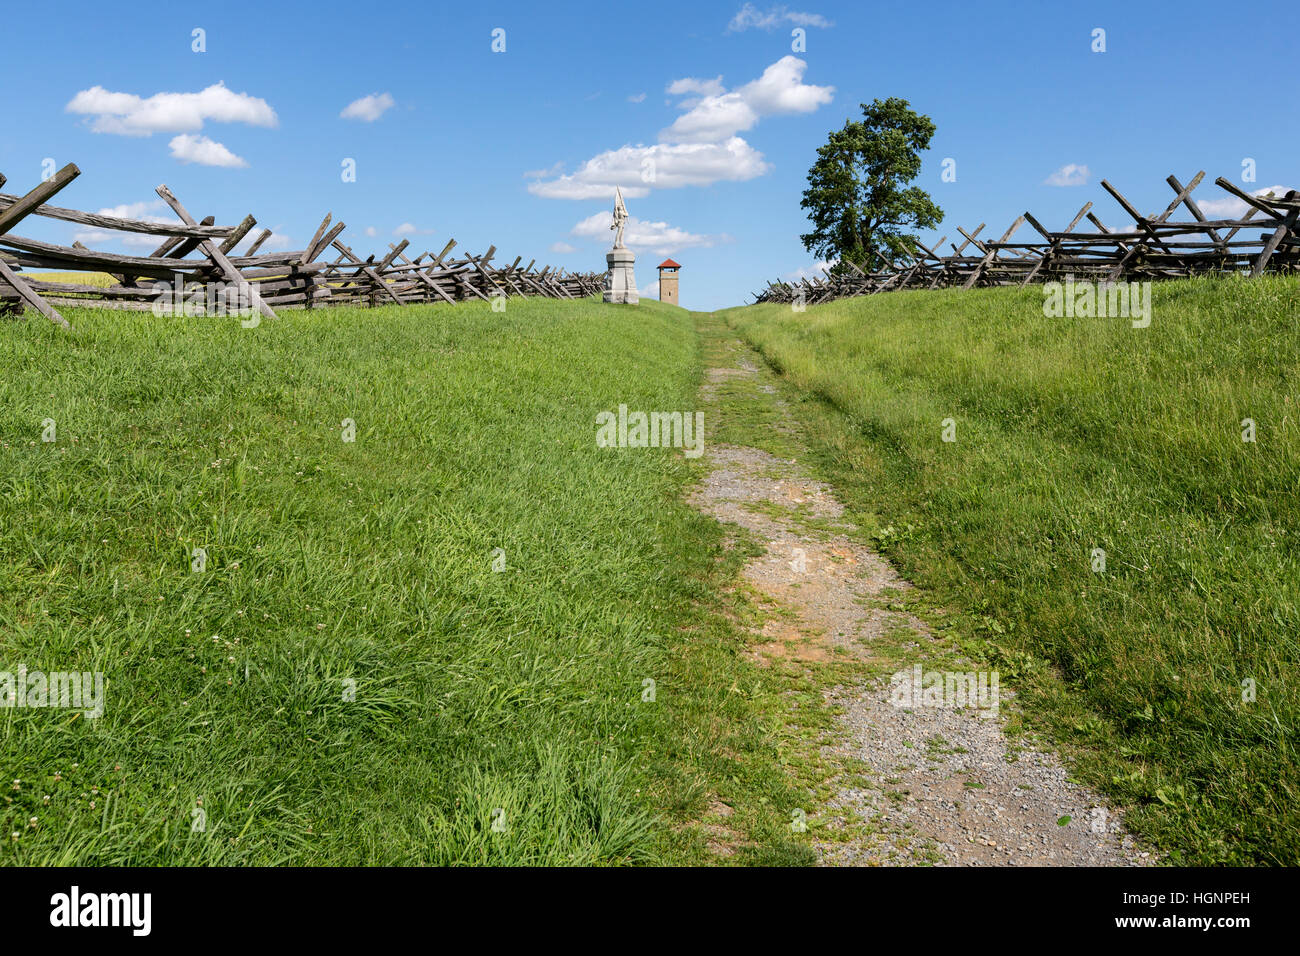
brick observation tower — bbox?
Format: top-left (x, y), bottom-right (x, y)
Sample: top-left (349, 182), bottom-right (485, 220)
top-left (657, 259), bottom-right (680, 305)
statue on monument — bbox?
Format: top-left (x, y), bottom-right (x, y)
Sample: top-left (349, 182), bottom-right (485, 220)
top-left (603, 185), bottom-right (638, 304)
top-left (610, 186), bottom-right (629, 249)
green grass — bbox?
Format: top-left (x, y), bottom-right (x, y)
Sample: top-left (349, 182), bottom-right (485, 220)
top-left (721, 274), bottom-right (1300, 865)
top-left (0, 296), bottom-right (813, 865)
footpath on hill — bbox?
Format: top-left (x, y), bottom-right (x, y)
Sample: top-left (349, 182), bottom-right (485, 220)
top-left (687, 311), bottom-right (1153, 866)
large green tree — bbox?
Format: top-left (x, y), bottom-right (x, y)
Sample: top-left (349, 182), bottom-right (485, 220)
top-left (800, 97), bottom-right (943, 272)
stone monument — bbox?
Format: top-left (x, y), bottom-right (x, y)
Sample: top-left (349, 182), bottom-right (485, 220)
top-left (603, 186), bottom-right (638, 305)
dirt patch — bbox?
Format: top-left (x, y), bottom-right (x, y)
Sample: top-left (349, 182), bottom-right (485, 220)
top-left (700, 364), bottom-right (760, 401)
top-left (688, 346), bottom-right (1153, 867)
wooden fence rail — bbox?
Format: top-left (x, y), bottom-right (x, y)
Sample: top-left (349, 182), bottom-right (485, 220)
top-left (0, 163), bottom-right (604, 331)
top-left (754, 170), bottom-right (1300, 305)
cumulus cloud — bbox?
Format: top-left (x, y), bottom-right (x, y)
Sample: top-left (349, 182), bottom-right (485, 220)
top-left (524, 161), bottom-right (565, 179)
top-left (666, 76), bottom-right (726, 99)
top-left (571, 211), bottom-right (730, 255)
top-left (393, 222), bottom-right (433, 236)
top-left (660, 56), bottom-right (833, 143)
top-left (528, 138), bottom-right (769, 199)
top-left (232, 230), bottom-right (293, 254)
top-left (98, 200), bottom-right (170, 221)
top-left (1044, 163), bottom-right (1089, 187)
top-left (1196, 185), bottom-right (1295, 219)
top-left (73, 227), bottom-right (169, 249)
top-left (663, 92), bottom-right (758, 143)
top-left (783, 260), bottom-right (836, 282)
top-left (73, 200), bottom-right (173, 246)
top-left (741, 56), bottom-right (835, 113)
top-left (123, 234), bottom-right (168, 248)
top-left (549, 241), bottom-right (577, 253)
top-left (627, 92), bottom-right (647, 103)
top-left (727, 4), bottom-right (832, 31)
top-left (530, 180), bottom-right (639, 201)
top-left (527, 56), bottom-right (829, 198)
top-left (71, 200), bottom-right (239, 249)
top-left (71, 229), bottom-right (114, 246)
top-left (340, 92), bottom-right (395, 122)
top-left (65, 82), bottom-right (277, 136)
top-left (364, 226), bottom-right (378, 238)
top-left (168, 133), bottom-right (248, 168)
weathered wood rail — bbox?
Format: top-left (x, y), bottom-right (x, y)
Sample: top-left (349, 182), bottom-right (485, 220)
top-left (755, 171), bottom-right (1300, 305)
top-left (0, 164), bottom-right (603, 331)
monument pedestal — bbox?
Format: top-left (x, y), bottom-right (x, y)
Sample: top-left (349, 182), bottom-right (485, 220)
top-left (603, 248), bottom-right (638, 304)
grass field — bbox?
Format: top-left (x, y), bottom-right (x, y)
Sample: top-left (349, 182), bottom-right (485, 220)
top-left (0, 296), bottom-right (816, 865)
top-left (17, 272), bottom-right (118, 288)
top-left (722, 275), bottom-right (1300, 865)
top-left (6, 276), bottom-right (1296, 867)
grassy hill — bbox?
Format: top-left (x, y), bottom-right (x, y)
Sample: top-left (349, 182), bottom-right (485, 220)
top-left (722, 275), bottom-right (1300, 865)
top-left (6, 276), bottom-right (1297, 866)
top-left (0, 297), bottom-right (811, 865)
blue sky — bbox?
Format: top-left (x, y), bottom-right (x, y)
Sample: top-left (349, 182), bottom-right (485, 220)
top-left (3, 0), bottom-right (1297, 310)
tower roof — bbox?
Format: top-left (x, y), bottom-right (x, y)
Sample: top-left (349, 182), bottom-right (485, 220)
top-left (657, 258), bottom-right (681, 269)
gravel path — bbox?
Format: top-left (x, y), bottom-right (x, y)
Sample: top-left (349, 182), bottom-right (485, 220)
top-left (689, 348), bottom-right (1153, 866)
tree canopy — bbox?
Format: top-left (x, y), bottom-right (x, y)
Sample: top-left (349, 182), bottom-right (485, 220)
top-left (799, 97), bottom-right (943, 272)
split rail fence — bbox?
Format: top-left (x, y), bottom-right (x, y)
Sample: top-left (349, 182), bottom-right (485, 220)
top-left (0, 163), bottom-right (604, 331)
top-left (755, 170), bottom-right (1300, 305)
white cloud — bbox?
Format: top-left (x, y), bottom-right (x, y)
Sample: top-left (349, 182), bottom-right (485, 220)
top-left (232, 230), bottom-right (293, 254)
top-left (783, 260), bottom-right (835, 282)
top-left (72, 229), bottom-right (115, 246)
top-left (393, 223), bottom-right (433, 236)
top-left (740, 56), bottom-right (835, 114)
top-left (663, 92), bottom-right (758, 144)
top-left (66, 82), bottom-right (277, 136)
top-left (1196, 185), bottom-right (1295, 219)
top-left (524, 161), bottom-right (565, 179)
top-left (123, 234), bottom-right (167, 249)
top-left (727, 4), bottom-right (832, 32)
top-left (73, 200), bottom-right (174, 246)
top-left (642, 278), bottom-right (660, 299)
top-left (571, 211), bottom-right (729, 255)
top-left (666, 76), bottom-right (726, 99)
top-left (530, 180), bottom-right (646, 201)
top-left (1044, 163), bottom-right (1089, 187)
top-left (168, 133), bottom-right (248, 168)
top-left (364, 226), bottom-right (378, 238)
top-left (627, 92), bottom-right (647, 103)
top-left (71, 229), bottom-right (168, 250)
top-left (68, 201), bottom-right (284, 251)
top-left (340, 92), bottom-right (395, 122)
top-left (528, 138), bottom-right (769, 199)
top-left (527, 56), bottom-right (828, 198)
top-left (549, 241), bottom-right (577, 253)
top-left (97, 200), bottom-right (168, 220)
top-left (661, 56), bottom-right (833, 143)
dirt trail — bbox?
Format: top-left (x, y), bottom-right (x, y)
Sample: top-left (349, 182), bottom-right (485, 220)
top-left (690, 334), bottom-right (1152, 866)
